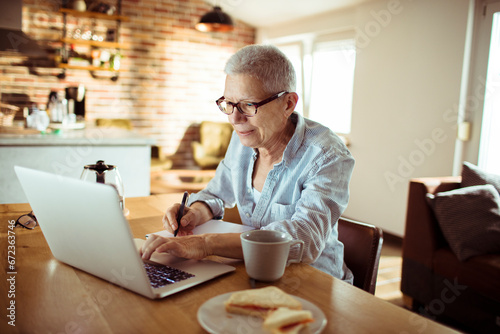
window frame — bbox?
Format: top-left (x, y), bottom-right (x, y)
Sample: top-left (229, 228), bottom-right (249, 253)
top-left (274, 29), bottom-right (357, 137)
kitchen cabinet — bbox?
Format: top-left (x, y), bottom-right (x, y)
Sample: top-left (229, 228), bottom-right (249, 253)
top-left (0, 127), bottom-right (155, 204)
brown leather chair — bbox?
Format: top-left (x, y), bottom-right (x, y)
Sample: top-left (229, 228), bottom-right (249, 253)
top-left (338, 217), bottom-right (383, 294)
top-left (191, 121), bottom-right (233, 169)
top-left (95, 118), bottom-right (133, 130)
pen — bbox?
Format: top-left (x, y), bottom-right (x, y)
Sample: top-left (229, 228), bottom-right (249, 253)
top-left (174, 191), bottom-right (189, 237)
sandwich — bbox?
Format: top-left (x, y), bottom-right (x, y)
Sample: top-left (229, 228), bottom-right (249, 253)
top-left (224, 286), bottom-right (302, 317)
top-left (263, 307), bottom-right (314, 334)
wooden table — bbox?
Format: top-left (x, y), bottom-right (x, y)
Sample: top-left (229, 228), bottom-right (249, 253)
top-left (151, 169), bottom-right (216, 194)
top-left (0, 194), bottom-right (459, 333)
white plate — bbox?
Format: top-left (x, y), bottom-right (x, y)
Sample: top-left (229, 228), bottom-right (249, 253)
top-left (197, 292), bottom-right (327, 334)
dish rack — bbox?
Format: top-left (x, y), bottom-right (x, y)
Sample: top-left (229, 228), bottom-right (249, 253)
top-left (0, 103), bottom-right (20, 127)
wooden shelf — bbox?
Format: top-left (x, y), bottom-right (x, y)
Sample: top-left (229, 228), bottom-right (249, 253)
top-left (57, 63), bottom-right (122, 72)
top-left (56, 2), bottom-right (126, 80)
top-left (59, 8), bottom-right (129, 21)
top-left (60, 38), bottom-right (128, 49)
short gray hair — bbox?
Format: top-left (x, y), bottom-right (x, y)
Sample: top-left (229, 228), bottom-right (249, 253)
top-left (224, 44), bottom-right (296, 94)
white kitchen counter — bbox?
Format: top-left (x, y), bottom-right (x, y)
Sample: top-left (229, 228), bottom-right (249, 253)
top-left (0, 127), bottom-right (154, 146)
top-left (0, 127), bottom-right (156, 204)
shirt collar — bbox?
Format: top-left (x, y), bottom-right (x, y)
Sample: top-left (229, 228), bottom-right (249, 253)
top-left (282, 112), bottom-right (304, 166)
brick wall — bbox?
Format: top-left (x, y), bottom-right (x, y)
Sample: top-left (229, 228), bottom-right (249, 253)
top-left (0, 0), bottom-right (255, 168)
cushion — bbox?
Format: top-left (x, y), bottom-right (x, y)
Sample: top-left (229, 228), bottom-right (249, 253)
top-left (462, 161), bottom-right (500, 195)
top-left (427, 184), bottom-right (500, 261)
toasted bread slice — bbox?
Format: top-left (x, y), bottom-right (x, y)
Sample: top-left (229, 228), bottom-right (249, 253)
top-left (263, 307), bottom-right (314, 334)
top-left (224, 286), bottom-right (302, 317)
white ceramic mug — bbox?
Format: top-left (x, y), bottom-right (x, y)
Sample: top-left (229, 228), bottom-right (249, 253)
top-left (240, 230), bottom-right (304, 282)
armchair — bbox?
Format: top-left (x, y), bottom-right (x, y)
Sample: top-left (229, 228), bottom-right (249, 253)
top-left (401, 177), bottom-right (500, 333)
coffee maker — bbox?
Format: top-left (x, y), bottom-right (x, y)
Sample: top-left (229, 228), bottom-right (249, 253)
top-left (65, 85), bottom-right (86, 119)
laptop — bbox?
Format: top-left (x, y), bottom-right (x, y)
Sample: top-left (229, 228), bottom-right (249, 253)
top-left (14, 166), bottom-right (237, 299)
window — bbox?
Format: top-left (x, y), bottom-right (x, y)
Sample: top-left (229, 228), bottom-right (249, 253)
top-left (276, 34), bottom-right (356, 135)
top-left (276, 43), bottom-right (304, 113)
top-left (478, 10), bottom-right (500, 173)
top-left (309, 40), bottom-right (356, 134)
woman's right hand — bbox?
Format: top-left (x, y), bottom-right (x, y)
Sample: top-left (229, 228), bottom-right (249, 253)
top-left (162, 201), bottom-right (213, 236)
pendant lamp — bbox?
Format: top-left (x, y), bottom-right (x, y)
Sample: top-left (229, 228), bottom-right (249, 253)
top-left (195, 6), bottom-right (234, 32)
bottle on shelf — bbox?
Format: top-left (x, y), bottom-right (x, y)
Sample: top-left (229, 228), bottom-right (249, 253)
top-left (110, 51), bottom-right (121, 70)
top-left (60, 45), bottom-right (69, 64)
top-left (73, 0), bottom-right (87, 12)
top-left (91, 49), bottom-right (101, 67)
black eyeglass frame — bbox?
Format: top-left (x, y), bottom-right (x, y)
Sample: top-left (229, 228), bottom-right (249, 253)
top-left (216, 91), bottom-right (288, 117)
top-left (15, 211), bottom-right (38, 230)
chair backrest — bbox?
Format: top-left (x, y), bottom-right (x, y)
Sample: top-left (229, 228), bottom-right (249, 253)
top-left (95, 118), bottom-right (133, 130)
top-left (192, 121), bottom-right (233, 168)
top-left (338, 217), bottom-right (383, 294)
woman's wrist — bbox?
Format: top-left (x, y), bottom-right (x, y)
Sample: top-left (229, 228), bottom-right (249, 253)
top-left (190, 201), bottom-right (214, 224)
top-left (203, 233), bottom-right (243, 259)
top-left (201, 234), bottom-right (214, 257)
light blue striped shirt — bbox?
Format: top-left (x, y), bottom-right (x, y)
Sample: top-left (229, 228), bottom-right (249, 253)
top-left (188, 112), bottom-right (355, 282)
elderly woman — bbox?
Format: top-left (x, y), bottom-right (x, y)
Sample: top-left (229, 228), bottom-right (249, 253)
top-left (142, 44), bottom-right (355, 282)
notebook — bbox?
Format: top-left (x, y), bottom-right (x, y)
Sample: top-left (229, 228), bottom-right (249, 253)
top-left (14, 166), bottom-right (242, 299)
top-left (148, 219), bottom-right (254, 238)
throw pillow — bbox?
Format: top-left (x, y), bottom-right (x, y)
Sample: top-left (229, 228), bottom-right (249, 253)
top-left (462, 161), bottom-right (500, 195)
top-left (427, 184), bottom-right (500, 261)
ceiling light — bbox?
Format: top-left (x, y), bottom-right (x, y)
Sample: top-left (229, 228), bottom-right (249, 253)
top-left (195, 6), bottom-right (234, 32)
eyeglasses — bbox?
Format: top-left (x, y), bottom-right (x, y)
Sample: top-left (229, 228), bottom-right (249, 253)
top-left (15, 211), bottom-right (38, 230)
top-left (216, 91), bottom-right (288, 117)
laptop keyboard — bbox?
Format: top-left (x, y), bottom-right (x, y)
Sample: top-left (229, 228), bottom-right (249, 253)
top-left (144, 262), bottom-right (195, 288)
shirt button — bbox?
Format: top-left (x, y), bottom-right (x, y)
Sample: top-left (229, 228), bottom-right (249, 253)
top-left (245, 213), bottom-right (251, 218)
top-left (247, 188), bottom-right (251, 194)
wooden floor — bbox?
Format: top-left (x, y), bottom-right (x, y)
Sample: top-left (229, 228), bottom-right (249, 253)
top-left (374, 233), bottom-right (405, 307)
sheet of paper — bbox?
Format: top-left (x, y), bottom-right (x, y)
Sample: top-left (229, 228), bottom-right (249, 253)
top-left (148, 220), bottom-right (254, 238)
